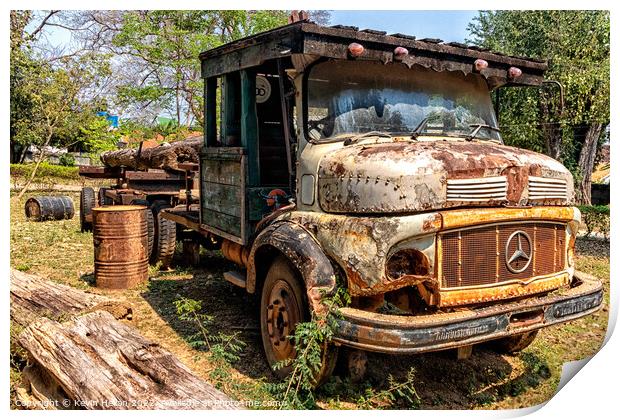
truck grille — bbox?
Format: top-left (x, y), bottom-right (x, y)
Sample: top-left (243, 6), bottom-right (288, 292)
top-left (446, 176), bottom-right (507, 202)
top-left (440, 222), bottom-right (566, 289)
top-left (528, 176), bottom-right (568, 201)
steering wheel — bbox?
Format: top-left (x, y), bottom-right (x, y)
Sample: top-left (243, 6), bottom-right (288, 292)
top-left (308, 116), bottom-right (333, 140)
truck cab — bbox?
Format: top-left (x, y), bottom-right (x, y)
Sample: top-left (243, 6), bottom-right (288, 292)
top-left (163, 21), bottom-right (603, 382)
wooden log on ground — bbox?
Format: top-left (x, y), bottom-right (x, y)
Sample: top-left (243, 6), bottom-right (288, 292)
top-left (10, 269), bottom-right (133, 328)
top-left (17, 311), bottom-right (240, 410)
top-left (100, 136), bottom-right (203, 171)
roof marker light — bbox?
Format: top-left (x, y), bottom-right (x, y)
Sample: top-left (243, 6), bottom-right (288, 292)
top-left (393, 47), bottom-right (409, 60)
top-left (474, 59), bottom-right (488, 71)
top-left (348, 42), bottom-right (364, 57)
top-left (508, 66), bottom-right (522, 79)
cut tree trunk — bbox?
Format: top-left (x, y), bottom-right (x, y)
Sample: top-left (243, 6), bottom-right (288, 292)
top-left (10, 268), bottom-right (132, 328)
top-left (100, 136), bottom-right (203, 171)
top-left (577, 123), bottom-right (603, 204)
top-left (17, 311), bottom-right (240, 410)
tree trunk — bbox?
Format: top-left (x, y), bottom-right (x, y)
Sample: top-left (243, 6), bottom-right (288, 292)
top-left (542, 122), bottom-right (563, 160)
top-left (16, 148), bottom-right (47, 199)
top-left (19, 145), bottom-right (28, 163)
top-left (100, 136), bottom-right (202, 171)
top-left (16, 311), bottom-right (240, 410)
top-left (10, 268), bottom-right (132, 328)
top-left (577, 123), bottom-right (603, 204)
top-left (540, 94), bottom-right (563, 160)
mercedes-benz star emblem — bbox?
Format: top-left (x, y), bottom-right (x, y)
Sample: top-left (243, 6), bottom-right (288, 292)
top-left (505, 230), bottom-right (533, 273)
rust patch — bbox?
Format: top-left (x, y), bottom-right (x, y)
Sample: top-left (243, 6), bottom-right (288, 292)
top-left (436, 273), bottom-right (570, 307)
top-left (502, 165), bottom-right (529, 204)
top-left (440, 206), bottom-right (574, 230)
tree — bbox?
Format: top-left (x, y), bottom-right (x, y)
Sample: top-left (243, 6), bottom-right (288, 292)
top-left (11, 10), bottom-right (330, 166)
top-left (19, 10), bottom-right (330, 132)
top-left (12, 52), bottom-right (113, 198)
top-left (105, 11), bottom-right (289, 127)
top-left (468, 11), bottom-right (610, 204)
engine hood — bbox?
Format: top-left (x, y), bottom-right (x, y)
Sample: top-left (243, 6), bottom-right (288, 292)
top-left (317, 140), bottom-right (574, 214)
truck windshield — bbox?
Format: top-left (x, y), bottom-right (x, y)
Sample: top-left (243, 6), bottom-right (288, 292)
top-left (306, 60), bottom-right (501, 142)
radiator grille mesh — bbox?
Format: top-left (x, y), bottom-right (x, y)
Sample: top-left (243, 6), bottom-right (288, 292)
top-left (441, 223), bottom-right (566, 289)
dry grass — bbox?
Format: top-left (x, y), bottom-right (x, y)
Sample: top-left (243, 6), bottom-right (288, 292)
top-left (9, 191), bottom-right (610, 410)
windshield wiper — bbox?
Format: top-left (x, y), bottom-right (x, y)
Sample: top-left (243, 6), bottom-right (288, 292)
top-left (410, 117), bottom-right (431, 140)
top-left (343, 131), bottom-right (392, 146)
top-left (465, 124), bottom-right (501, 141)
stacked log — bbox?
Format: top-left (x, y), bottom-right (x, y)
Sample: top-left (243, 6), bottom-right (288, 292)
top-left (100, 136), bottom-right (203, 171)
top-left (17, 311), bottom-right (239, 410)
top-left (10, 269), bottom-right (132, 327)
top-left (10, 269), bottom-right (240, 410)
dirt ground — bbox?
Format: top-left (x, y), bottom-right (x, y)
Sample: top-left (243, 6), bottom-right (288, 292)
top-left (9, 190), bottom-right (610, 410)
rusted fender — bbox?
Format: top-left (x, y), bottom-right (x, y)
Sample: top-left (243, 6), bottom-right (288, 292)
top-left (246, 221), bottom-right (338, 314)
top-left (279, 211), bottom-right (442, 296)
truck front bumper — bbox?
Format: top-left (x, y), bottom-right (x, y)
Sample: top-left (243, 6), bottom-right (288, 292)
top-left (333, 271), bottom-right (603, 354)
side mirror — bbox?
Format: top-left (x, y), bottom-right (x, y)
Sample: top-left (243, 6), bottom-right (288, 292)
top-left (542, 80), bottom-right (565, 116)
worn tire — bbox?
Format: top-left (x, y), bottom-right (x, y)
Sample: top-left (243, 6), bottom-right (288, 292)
top-left (130, 199), bottom-right (155, 259)
top-left (98, 187), bottom-right (114, 206)
top-left (79, 187), bottom-right (96, 232)
top-left (150, 200), bottom-right (176, 268)
top-left (491, 330), bottom-right (539, 354)
top-left (260, 256), bottom-right (337, 386)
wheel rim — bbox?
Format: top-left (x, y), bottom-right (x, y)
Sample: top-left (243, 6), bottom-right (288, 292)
top-left (265, 279), bottom-right (301, 362)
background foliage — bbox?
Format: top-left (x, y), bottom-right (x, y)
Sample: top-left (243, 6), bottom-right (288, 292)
top-left (467, 11), bottom-right (610, 203)
top-left (11, 10), bottom-right (609, 204)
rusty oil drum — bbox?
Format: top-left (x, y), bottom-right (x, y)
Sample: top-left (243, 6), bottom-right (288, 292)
top-left (25, 196), bottom-right (74, 221)
top-left (92, 205), bottom-right (149, 289)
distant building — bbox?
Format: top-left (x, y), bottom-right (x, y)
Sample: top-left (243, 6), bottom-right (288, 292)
top-left (97, 111), bottom-right (119, 129)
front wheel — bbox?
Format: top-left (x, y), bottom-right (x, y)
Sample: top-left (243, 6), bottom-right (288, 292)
top-left (490, 330), bottom-right (539, 354)
top-left (260, 256), bottom-right (337, 386)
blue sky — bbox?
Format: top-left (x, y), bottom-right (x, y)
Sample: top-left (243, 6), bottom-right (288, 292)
top-left (39, 10), bottom-right (479, 48)
top-left (330, 11), bottom-right (479, 42)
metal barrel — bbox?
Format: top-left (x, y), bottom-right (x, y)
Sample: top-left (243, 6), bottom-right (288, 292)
top-left (92, 205), bottom-right (149, 289)
top-left (24, 196), bottom-right (75, 221)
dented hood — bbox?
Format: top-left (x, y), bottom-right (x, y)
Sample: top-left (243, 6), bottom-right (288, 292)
top-left (317, 140), bottom-right (574, 214)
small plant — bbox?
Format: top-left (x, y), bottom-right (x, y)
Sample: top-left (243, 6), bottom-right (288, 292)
top-left (148, 261), bottom-right (163, 277)
top-left (14, 263), bottom-right (31, 272)
top-left (267, 288), bottom-right (350, 409)
top-left (173, 296), bottom-right (246, 392)
top-left (58, 153), bottom-right (76, 167)
top-left (356, 369), bottom-right (421, 409)
top-left (173, 296), bottom-right (244, 355)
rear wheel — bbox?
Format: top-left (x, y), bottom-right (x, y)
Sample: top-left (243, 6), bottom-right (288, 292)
top-left (491, 330), bottom-right (539, 354)
top-left (98, 187), bottom-right (113, 206)
top-left (260, 256), bottom-right (337, 386)
top-left (130, 199), bottom-right (154, 259)
top-left (150, 200), bottom-right (176, 268)
top-left (79, 187), bottom-right (96, 232)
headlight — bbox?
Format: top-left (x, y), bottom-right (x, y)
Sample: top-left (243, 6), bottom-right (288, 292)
top-left (386, 249), bottom-right (430, 280)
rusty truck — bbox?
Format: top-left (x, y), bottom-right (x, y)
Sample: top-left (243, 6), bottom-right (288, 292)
top-left (160, 21), bottom-right (603, 382)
